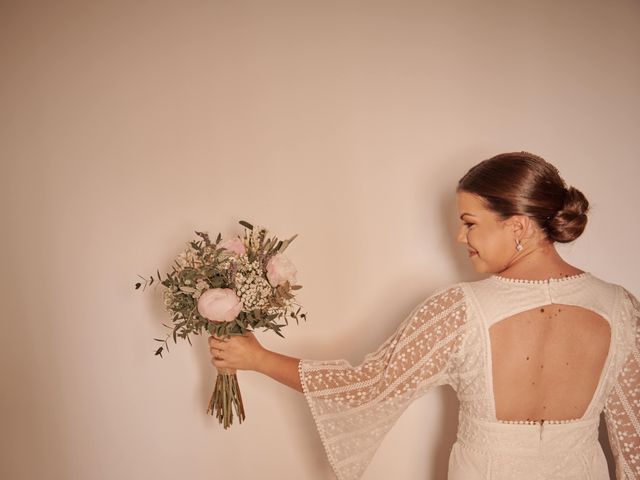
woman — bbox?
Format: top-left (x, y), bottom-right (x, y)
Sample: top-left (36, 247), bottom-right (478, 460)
top-left (208, 152), bottom-right (639, 480)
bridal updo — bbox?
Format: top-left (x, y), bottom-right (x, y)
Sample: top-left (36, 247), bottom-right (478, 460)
top-left (457, 151), bottom-right (589, 243)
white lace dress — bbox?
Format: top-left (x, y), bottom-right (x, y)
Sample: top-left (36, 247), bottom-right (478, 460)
top-left (298, 273), bottom-right (640, 479)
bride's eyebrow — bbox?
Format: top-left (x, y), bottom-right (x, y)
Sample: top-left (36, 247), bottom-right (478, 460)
top-left (459, 213), bottom-right (477, 220)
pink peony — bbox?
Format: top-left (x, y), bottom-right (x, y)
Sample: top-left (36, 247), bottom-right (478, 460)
top-left (197, 288), bottom-right (243, 322)
top-left (219, 237), bottom-right (246, 256)
top-left (266, 253), bottom-right (298, 287)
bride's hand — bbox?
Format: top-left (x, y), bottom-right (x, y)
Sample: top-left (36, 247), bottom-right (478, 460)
top-left (208, 331), bottom-right (266, 372)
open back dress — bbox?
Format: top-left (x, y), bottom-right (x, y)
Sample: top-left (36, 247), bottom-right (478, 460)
top-left (298, 272), bottom-right (640, 479)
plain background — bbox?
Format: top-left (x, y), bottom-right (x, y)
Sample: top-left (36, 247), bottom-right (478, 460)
top-left (1, 0), bottom-right (639, 479)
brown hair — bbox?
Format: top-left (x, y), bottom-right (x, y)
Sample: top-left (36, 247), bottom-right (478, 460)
top-left (457, 151), bottom-right (589, 243)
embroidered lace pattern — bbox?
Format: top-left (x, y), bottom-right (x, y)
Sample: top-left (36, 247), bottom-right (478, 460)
top-left (604, 288), bottom-right (640, 480)
top-left (298, 275), bottom-right (640, 480)
top-left (298, 285), bottom-right (467, 480)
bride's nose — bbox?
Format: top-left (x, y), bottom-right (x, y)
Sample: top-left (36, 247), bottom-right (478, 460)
top-left (456, 224), bottom-right (467, 244)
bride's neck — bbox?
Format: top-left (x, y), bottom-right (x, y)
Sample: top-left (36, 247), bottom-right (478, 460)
top-left (498, 242), bottom-right (583, 280)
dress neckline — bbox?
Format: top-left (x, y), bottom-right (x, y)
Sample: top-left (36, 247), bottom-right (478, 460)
top-left (490, 271), bottom-right (591, 285)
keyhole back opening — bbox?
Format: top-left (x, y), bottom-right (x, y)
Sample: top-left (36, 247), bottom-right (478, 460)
top-left (488, 304), bottom-right (611, 423)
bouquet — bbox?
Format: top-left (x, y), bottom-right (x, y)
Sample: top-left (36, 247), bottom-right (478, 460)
top-left (135, 220), bottom-right (306, 428)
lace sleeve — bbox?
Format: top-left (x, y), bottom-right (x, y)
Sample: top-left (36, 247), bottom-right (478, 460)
top-left (298, 285), bottom-right (467, 480)
top-left (604, 289), bottom-right (640, 480)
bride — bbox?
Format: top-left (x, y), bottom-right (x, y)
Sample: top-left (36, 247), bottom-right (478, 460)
top-left (208, 151), bottom-right (639, 480)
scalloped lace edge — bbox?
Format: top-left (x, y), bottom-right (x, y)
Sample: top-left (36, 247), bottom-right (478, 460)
top-left (298, 359), bottom-right (345, 480)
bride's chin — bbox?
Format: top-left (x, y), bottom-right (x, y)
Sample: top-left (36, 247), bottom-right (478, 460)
top-left (469, 262), bottom-right (484, 273)
top-left (469, 259), bottom-right (490, 273)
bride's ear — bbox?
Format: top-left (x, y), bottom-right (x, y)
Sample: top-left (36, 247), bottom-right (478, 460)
top-left (505, 214), bottom-right (532, 239)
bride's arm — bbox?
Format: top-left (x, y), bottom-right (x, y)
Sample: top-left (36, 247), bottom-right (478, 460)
top-left (604, 288), bottom-right (640, 480)
top-left (254, 350), bottom-right (303, 393)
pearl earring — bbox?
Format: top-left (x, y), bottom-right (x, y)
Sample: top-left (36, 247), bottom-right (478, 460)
top-left (515, 239), bottom-right (523, 252)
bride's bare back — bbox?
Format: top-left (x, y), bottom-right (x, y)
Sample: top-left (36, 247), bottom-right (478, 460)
top-left (490, 304), bottom-right (611, 422)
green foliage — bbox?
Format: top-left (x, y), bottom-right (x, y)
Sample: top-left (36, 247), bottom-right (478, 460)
top-left (135, 221), bottom-right (308, 357)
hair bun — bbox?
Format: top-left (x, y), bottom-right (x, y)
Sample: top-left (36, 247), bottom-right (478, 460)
top-left (546, 186), bottom-right (589, 243)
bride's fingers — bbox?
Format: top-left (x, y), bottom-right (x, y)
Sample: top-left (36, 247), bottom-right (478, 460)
top-left (210, 344), bottom-right (226, 356)
top-left (210, 346), bottom-right (224, 357)
top-left (211, 355), bottom-right (225, 366)
top-left (208, 334), bottom-right (229, 345)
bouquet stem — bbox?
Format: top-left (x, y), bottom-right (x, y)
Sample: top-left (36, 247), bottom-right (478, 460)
top-left (207, 368), bottom-right (245, 429)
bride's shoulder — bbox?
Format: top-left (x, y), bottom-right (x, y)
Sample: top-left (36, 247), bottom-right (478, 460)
top-left (422, 278), bottom-right (495, 303)
top-left (618, 284), bottom-right (640, 311)
top-left (588, 274), bottom-right (639, 304)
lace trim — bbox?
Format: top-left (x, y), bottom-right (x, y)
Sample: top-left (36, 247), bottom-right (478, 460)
top-left (497, 418), bottom-right (582, 425)
top-left (491, 272), bottom-right (591, 284)
top-left (298, 359), bottom-right (343, 477)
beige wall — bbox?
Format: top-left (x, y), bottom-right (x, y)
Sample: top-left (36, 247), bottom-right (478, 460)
top-left (1, 1), bottom-right (639, 479)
